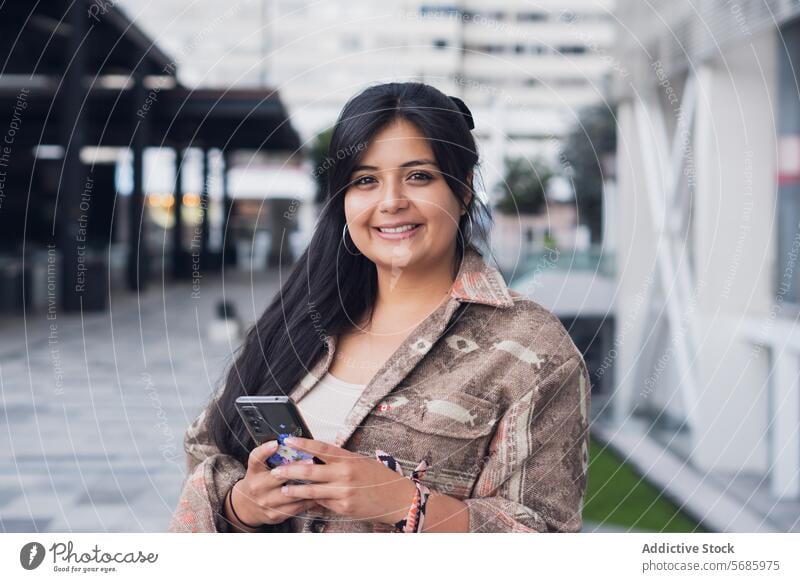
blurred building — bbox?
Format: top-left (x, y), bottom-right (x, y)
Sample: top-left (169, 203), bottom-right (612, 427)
top-left (117, 0), bottom-right (616, 197)
top-left (608, 0), bottom-right (800, 531)
top-left (0, 1), bottom-right (300, 313)
top-left (493, 201), bottom-right (590, 269)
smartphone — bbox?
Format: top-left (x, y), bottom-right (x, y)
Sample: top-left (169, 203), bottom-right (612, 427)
top-left (234, 396), bottom-right (322, 484)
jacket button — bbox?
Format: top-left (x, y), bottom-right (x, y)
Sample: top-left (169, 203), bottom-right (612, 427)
top-left (310, 518), bottom-right (325, 533)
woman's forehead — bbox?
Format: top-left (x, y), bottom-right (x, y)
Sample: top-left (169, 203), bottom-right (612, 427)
top-left (358, 120), bottom-right (435, 168)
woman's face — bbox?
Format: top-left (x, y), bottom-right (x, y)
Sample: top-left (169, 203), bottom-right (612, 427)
top-left (343, 118), bottom-right (471, 272)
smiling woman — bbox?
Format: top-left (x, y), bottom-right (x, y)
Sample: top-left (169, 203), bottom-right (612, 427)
top-left (169, 82), bottom-right (591, 534)
top-left (343, 120), bottom-right (468, 281)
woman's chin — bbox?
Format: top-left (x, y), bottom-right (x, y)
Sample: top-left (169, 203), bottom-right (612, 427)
top-left (368, 244), bottom-right (420, 270)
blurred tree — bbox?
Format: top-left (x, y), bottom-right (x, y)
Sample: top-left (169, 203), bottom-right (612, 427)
top-left (560, 104), bottom-right (617, 244)
top-left (544, 229), bottom-right (557, 250)
top-left (310, 127), bottom-right (334, 204)
top-left (495, 156), bottom-right (552, 215)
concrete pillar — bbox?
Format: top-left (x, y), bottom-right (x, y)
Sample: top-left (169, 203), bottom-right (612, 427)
top-left (127, 68), bottom-right (149, 291)
top-left (222, 152), bottom-right (235, 266)
top-left (691, 33), bottom-right (776, 474)
top-left (611, 99), bottom-right (656, 426)
top-left (200, 148), bottom-right (210, 269)
top-left (172, 146), bottom-right (185, 279)
top-left (59, 0), bottom-right (88, 311)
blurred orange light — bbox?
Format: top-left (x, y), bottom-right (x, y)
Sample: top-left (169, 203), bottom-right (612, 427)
top-left (183, 193), bottom-right (200, 207)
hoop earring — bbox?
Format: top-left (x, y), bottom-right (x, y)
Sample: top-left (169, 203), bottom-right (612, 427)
top-left (342, 223), bottom-right (362, 256)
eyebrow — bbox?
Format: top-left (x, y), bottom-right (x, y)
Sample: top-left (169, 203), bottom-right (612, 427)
top-left (352, 159), bottom-right (438, 173)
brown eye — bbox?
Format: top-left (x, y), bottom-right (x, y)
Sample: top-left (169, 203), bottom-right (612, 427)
top-left (353, 175), bottom-right (376, 186)
top-left (409, 172), bottom-right (432, 182)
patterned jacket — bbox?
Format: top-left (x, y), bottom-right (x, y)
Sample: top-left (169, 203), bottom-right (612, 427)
top-left (168, 246), bottom-right (591, 533)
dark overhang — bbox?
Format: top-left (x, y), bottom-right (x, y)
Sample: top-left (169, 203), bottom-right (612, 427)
top-left (0, 0), bottom-right (175, 76)
top-left (0, 1), bottom-right (300, 152)
top-left (0, 84), bottom-right (300, 151)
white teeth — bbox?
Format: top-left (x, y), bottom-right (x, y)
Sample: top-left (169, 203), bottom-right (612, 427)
top-left (378, 224), bottom-right (418, 233)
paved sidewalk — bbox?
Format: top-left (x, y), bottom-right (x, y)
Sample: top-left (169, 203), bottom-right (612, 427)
top-left (0, 269), bottom-right (280, 532)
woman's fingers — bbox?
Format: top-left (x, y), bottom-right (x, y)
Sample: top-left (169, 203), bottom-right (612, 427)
top-left (234, 481), bottom-right (305, 511)
top-left (245, 459), bottom-right (316, 501)
top-left (283, 436), bottom-right (351, 464)
top-left (247, 440), bottom-right (279, 470)
top-left (261, 499), bottom-right (319, 524)
top-left (248, 458), bottom-right (315, 490)
top-left (268, 459), bottom-right (335, 484)
top-left (280, 482), bottom-right (343, 500)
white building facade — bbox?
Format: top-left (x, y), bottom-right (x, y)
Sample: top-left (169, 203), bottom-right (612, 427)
top-left (610, 0), bottom-right (800, 529)
top-left (118, 0), bottom-right (616, 197)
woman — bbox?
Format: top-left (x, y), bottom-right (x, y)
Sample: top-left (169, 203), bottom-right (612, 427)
top-left (169, 82), bottom-right (591, 533)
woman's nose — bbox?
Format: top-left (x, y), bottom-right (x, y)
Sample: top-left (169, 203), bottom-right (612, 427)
top-left (376, 178), bottom-right (409, 212)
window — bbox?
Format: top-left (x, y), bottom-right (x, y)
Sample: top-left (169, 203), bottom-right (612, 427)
top-left (340, 35), bottom-right (361, 51)
top-left (559, 45), bottom-right (587, 55)
top-left (481, 44), bottom-right (504, 54)
top-left (466, 10), bottom-right (505, 21)
top-left (517, 12), bottom-right (547, 22)
top-left (555, 77), bottom-right (588, 87)
top-left (420, 5), bottom-right (459, 17)
top-left (559, 11), bottom-right (577, 23)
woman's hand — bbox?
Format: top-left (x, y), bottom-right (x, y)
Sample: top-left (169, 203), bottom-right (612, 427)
top-left (269, 436), bottom-right (418, 526)
top-left (229, 440), bottom-right (321, 528)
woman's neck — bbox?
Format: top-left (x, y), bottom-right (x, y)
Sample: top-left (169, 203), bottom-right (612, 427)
top-left (366, 249), bottom-right (460, 333)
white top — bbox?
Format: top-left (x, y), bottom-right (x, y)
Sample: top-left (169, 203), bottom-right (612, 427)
top-left (295, 371), bottom-right (368, 445)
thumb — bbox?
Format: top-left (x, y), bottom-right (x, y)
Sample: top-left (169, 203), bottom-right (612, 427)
top-left (249, 439), bottom-right (280, 470)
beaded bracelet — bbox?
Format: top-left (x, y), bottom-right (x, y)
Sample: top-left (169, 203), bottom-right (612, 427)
top-left (375, 450), bottom-right (431, 533)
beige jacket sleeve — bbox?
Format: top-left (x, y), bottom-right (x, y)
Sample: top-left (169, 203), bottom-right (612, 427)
top-left (168, 404), bottom-right (247, 533)
top-left (463, 355), bottom-right (591, 532)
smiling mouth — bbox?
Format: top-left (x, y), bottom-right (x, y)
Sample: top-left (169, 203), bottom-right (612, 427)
top-left (374, 224), bottom-right (421, 234)
top-left (372, 223), bottom-right (424, 240)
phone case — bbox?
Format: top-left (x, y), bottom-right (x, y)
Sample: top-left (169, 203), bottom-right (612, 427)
top-left (234, 396), bottom-right (321, 484)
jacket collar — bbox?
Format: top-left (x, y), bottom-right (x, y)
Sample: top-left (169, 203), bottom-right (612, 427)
top-left (291, 246), bottom-right (516, 448)
top-left (449, 245), bottom-right (516, 308)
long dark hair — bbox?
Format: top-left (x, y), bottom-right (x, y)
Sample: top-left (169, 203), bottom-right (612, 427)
top-left (208, 82), bottom-right (493, 466)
